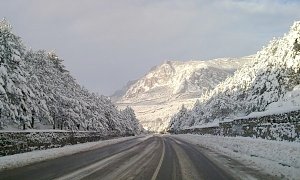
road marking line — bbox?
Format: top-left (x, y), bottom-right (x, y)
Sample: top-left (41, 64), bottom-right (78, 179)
top-left (151, 137), bottom-right (165, 180)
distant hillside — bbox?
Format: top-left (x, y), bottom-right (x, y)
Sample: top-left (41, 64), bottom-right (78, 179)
top-left (110, 80), bottom-right (137, 102)
top-left (115, 56), bottom-right (252, 132)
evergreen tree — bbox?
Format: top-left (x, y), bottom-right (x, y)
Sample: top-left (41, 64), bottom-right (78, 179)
top-left (0, 19), bottom-right (142, 135)
top-left (0, 18), bottom-right (33, 129)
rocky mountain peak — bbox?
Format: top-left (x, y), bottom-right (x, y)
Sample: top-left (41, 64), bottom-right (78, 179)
top-left (115, 56), bottom-right (252, 132)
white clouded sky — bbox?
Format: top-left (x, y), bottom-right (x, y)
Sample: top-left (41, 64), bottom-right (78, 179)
top-left (1, 0), bottom-right (300, 95)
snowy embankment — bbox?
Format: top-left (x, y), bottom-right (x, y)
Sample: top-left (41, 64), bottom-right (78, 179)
top-left (175, 134), bottom-right (300, 180)
top-left (0, 135), bottom-right (151, 171)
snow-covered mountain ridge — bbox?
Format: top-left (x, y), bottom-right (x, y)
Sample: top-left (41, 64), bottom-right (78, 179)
top-left (122, 57), bottom-right (251, 100)
top-left (115, 56), bottom-right (253, 132)
top-left (169, 21), bottom-right (300, 132)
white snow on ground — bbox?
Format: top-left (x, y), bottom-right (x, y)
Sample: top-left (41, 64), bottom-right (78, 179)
top-left (0, 135), bottom-right (151, 171)
top-left (175, 134), bottom-right (300, 180)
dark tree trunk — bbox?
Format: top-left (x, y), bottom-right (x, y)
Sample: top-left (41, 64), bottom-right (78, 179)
top-left (31, 117), bottom-right (34, 128)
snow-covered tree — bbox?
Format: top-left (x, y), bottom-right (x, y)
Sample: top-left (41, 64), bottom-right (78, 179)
top-left (169, 105), bottom-right (189, 132)
top-left (168, 21), bottom-right (300, 132)
top-left (0, 19), bottom-right (142, 135)
top-left (0, 18), bottom-right (34, 129)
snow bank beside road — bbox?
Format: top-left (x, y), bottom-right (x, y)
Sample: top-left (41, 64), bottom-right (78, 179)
top-left (0, 135), bottom-right (150, 171)
top-left (175, 134), bottom-right (300, 180)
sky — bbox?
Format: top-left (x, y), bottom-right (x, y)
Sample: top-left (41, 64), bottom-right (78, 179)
top-left (1, 0), bottom-right (300, 95)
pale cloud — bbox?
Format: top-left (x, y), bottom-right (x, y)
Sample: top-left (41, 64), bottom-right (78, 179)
top-left (220, 0), bottom-right (299, 14)
top-left (1, 0), bottom-right (299, 95)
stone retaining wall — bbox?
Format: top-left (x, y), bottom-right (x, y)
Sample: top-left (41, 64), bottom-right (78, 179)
top-left (220, 110), bottom-right (300, 142)
top-left (0, 131), bottom-right (133, 156)
top-left (174, 126), bottom-right (220, 135)
top-left (170, 110), bottom-right (300, 142)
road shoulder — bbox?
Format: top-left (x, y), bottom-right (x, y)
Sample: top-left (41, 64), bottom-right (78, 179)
top-left (172, 134), bottom-right (299, 180)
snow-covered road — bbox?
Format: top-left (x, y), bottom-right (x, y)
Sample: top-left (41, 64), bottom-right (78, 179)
top-left (0, 135), bottom-right (285, 180)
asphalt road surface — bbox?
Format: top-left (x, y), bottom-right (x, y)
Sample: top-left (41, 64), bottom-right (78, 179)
top-left (0, 135), bottom-right (270, 180)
